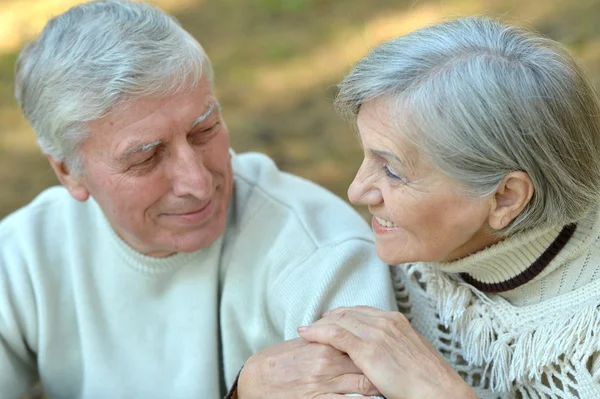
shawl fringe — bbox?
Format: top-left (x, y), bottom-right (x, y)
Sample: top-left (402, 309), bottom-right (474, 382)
top-left (406, 263), bottom-right (600, 392)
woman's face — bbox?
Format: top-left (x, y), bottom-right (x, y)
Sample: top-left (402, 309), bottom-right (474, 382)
top-left (348, 98), bottom-right (502, 264)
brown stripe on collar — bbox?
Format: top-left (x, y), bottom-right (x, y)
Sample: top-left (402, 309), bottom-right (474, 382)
top-left (460, 223), bottom-right (577, 293)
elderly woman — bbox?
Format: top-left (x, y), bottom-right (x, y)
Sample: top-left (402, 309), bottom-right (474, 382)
top-left (237, 17), bottom-right (600, 399)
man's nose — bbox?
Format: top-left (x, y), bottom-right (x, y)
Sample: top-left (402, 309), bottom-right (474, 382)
top-left (170, 146), bottom-right (213, 199)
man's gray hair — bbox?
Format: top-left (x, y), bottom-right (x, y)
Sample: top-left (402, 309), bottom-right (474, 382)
top-left (15, 0), bottom-right (212, 175)
top-left (336, 17), bottom-right (600, 235)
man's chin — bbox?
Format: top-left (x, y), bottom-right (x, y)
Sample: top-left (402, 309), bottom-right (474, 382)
top-left (173, 220), bottom-right (227, 253)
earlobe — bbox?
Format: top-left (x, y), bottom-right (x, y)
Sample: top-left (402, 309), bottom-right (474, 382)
top-left (488, 171), bottom-right (534, 231)
top-left (47, 156), bottom-right (90, 202)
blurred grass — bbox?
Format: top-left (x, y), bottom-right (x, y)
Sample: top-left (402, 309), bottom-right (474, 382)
top-left (1, 0), bottom-right (600, 219)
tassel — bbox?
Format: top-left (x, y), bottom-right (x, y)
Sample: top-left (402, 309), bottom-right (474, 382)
top-left (488, 338), bottom-right (513, 392)
top-left (510, 331), bottom-right (533, 383)
top-left (461, 316), bottom-right (495, 366)
top-left (412, 263), bottom-right (600, 394)
top-left (426, 269), bottom-right (472, 326)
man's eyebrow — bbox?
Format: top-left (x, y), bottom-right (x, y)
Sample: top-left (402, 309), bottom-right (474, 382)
top-left (118, 139), bottom-right (163, 163)
top-left (191, 102), bottom-right (220, 129)
top-left (116, 103), bottom-right (221, 163)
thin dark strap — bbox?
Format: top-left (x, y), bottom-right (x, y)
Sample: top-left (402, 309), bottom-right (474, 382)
top-left (223, 369), bottom-right (241, 399)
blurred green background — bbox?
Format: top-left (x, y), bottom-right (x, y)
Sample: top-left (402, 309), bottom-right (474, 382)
top-left (1, 0), bottom-right (600, 219)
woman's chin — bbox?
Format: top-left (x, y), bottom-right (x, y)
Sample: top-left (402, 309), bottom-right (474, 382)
top-left (376, 247), bottom-right (409, 265)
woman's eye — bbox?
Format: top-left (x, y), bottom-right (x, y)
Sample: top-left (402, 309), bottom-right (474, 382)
top-left (383, 165), bottom-right (407, 183)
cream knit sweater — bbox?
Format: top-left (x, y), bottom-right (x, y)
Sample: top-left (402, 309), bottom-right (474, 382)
top-left (392, 206), bottom-right (600, 398)
top-left (0, 152), bottom-right (397, 399)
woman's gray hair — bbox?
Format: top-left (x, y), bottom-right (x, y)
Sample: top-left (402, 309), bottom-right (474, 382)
top-left (15, 0), bottom-right (212, 175)
top-left (336, 17), bottom-right (600, 235)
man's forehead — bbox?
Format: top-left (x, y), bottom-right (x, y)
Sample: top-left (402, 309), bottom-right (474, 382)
top-left (91, 74), bottom-right (217, 133)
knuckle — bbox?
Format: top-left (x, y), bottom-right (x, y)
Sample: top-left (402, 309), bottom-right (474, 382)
top-left (335, 374), bottom-right (374, 396)
top-left (390, 311), bottom-right (408, 325)
top-left (371, 325), bottom-right (389, 341)
top-left (357, 374), bottom-right (373, 395)
top-left (311, 346), bottom-right (335, 373)
top-left (312, 363), bottom-right (325, 376)
top-left (312, 343), bottom-right (333, 360)
top-left (330, 326), bottom-right (347, 340)
top-left (333, 309), bottom-right (350, 322)
top-left (373, 316), bottom-right (390, 330)
top-left (328, 306), bottom-right (348, 316)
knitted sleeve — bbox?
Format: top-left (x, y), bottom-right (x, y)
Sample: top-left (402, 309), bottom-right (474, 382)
top-left (268, 238), bottom-right (397, 340)
top-left (0, 256), bottom-right (38, 398)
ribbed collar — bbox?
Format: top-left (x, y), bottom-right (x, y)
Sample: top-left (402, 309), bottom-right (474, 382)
top-left (432, 206), bottom-right (600, 293)
top-left (88, 149), bottom-right (240, 274)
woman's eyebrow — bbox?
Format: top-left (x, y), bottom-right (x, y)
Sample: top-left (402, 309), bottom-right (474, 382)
top-left (368, 148), bottom-right (407, 167)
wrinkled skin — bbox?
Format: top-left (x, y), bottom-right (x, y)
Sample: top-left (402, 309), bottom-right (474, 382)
top-left (237, 338), bottom-right (381, 399)
top-left (298, 306), bottom-right (477, 399)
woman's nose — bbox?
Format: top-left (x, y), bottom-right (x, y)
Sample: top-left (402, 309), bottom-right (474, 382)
top-left (348, 162), bottom-right (382, 206)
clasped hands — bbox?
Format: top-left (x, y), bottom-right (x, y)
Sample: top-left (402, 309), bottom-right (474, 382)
top-left (237, 306), bottom-right (476, 399)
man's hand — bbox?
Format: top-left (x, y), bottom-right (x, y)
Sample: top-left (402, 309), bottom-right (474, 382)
top-left (237, 338), bottom-right (380, 399)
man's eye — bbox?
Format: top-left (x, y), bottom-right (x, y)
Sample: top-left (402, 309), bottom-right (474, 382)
top-left (132, 153), bottom-right (157, 168)
top-left (192, 123), bottom-right (220, 142)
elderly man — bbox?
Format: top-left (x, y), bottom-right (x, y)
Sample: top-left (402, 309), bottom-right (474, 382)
top-left (0, 1), bottom-right (397, 398)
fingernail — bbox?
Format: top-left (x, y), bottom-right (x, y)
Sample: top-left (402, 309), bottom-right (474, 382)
top-left (297, 326), bottom-right (308, 333)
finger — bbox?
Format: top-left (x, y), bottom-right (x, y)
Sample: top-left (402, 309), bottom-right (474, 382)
top-left (308, 348), bottom-right (364, 376)
top-left (317, 308), bottom-right (411, 343)
top-left (298, 323), bottom-right (363, 357)
top-left (311, 308), bottom-right (376, 339)
top-left (324, 306), bottom-right (384, 318)
top-left (330, 373), bottom-right (381, 396)
top-left (322, 306), bottom-right (351, 317)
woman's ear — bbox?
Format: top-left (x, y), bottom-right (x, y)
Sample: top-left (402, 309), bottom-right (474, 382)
top-left (47, 155), bottom-right (90, 202)
top-left (488, 171), bottom-right (534, 230)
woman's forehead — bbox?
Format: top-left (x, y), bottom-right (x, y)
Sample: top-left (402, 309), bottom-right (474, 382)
top-left (357, 100), bottom-right (417, 158)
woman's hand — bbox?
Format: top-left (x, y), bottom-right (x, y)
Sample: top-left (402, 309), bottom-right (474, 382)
top-left (297, 306), bottom-right (477, 399)
top-left (237, 337), bottom-right (380, 399)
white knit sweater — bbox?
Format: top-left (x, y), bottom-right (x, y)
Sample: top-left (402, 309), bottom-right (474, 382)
top-left (0, 152), bottom-right (397, 399)
top-left (393, 206), bottom-right (600, 398)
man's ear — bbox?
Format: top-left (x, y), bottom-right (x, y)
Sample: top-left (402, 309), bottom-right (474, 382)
top-left (488, 171), bottom-right (534, 231)
top-left (47, 156), bottom-right (90, 202)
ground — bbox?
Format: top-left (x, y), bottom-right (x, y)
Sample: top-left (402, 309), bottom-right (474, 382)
top-left (1, 0), bottom-right (600, 219)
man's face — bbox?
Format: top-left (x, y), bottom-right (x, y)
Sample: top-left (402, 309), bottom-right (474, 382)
top-left (58, 77), bottom-right (233, 257)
